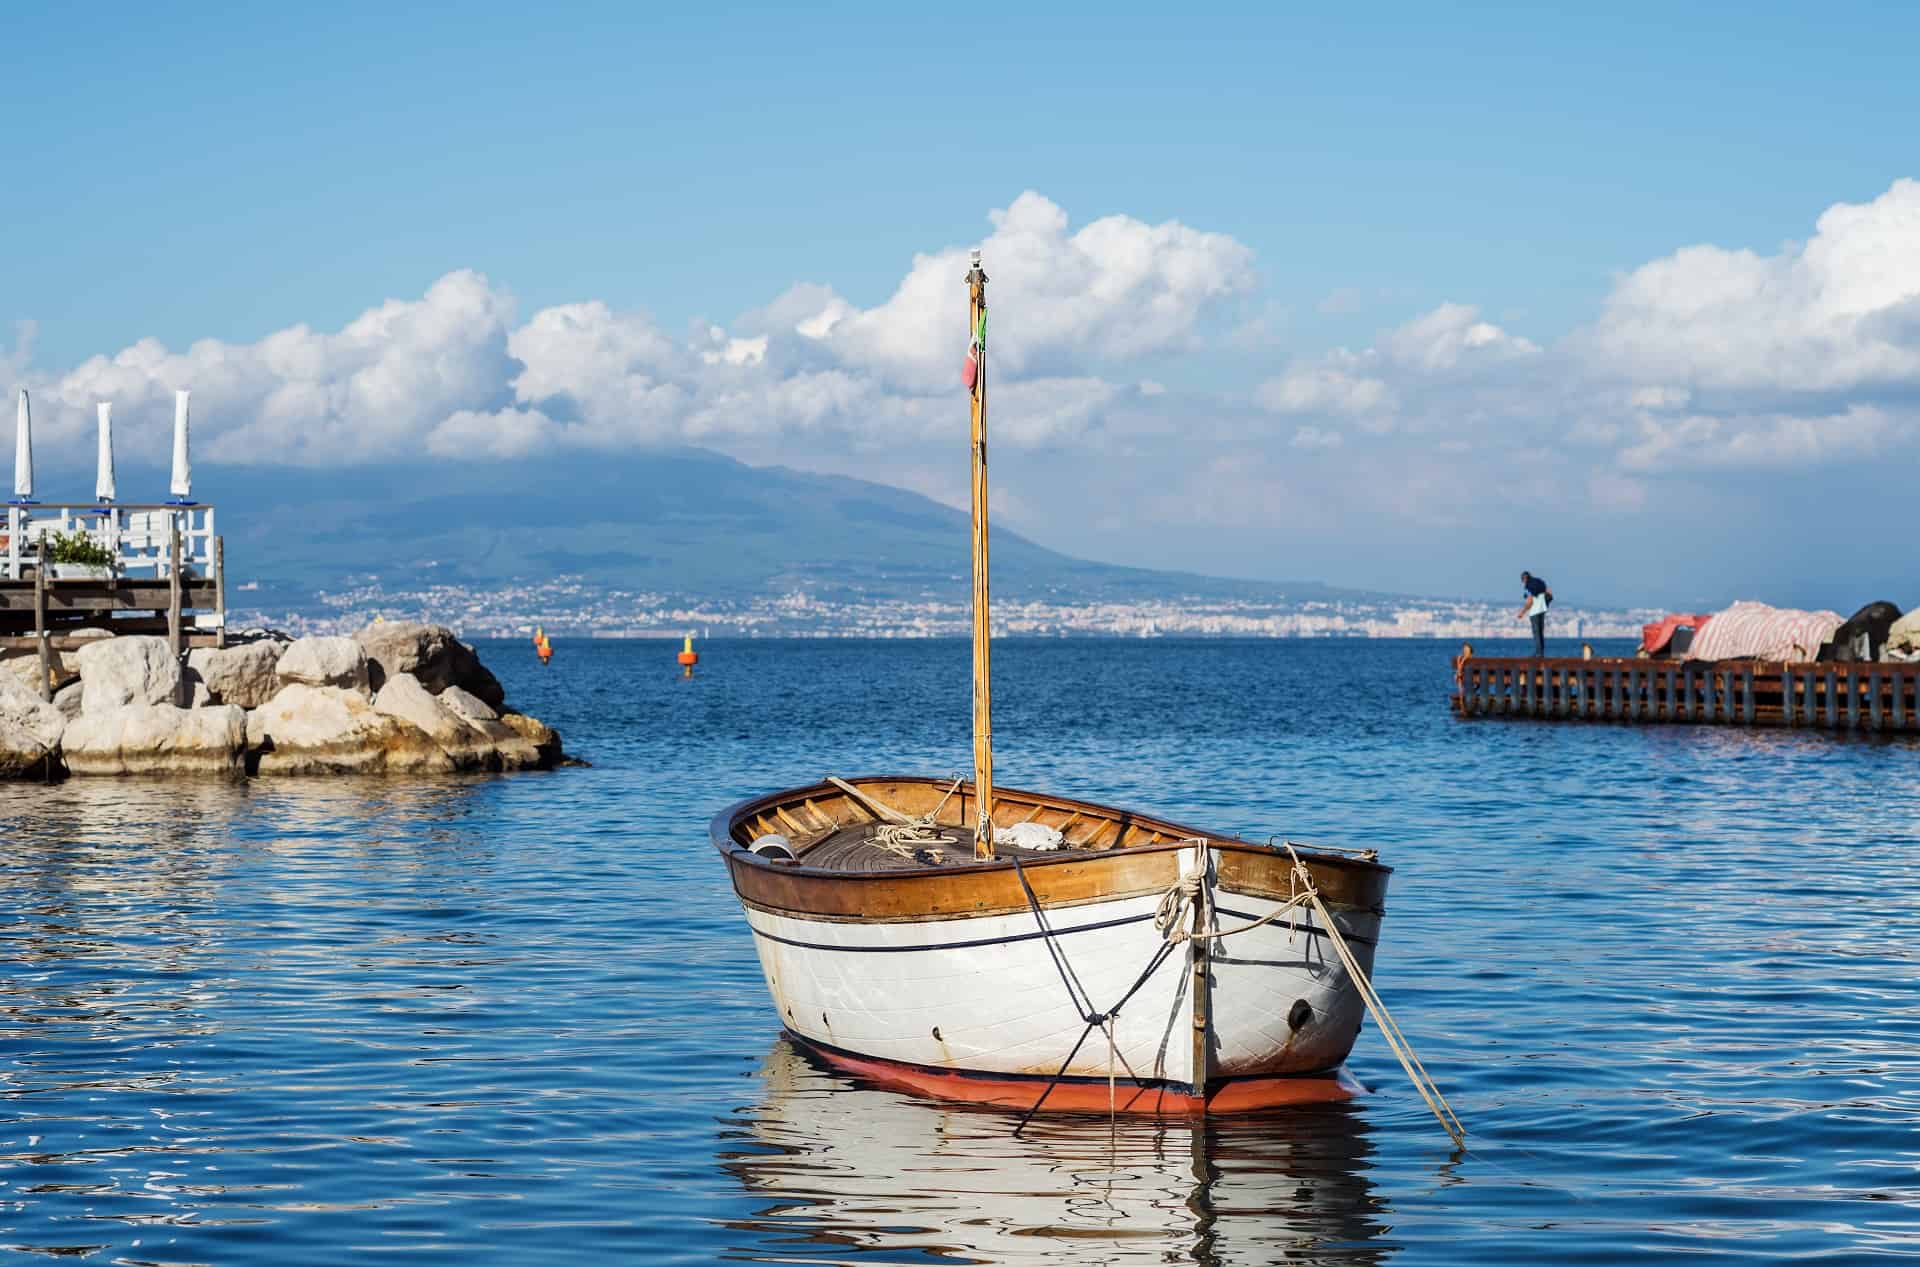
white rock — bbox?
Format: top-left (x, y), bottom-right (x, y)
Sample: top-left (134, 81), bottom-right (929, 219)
top-left (52, 680), bottom-right (83, 720)
top-left (372, 672), bottom-right (495, 770)
top-left (1, 648), bottom-right (81, 694)
top-left (439, 685), bottom-right (498, 723)
top-left (354, 620), bottom-right (503, 708)
top-left (0, 676), bottom-right (65, 778)
top-left (62, 704), bottom-right (246, 776)
top-left (275, 636), bottom-right (371, 696)
top-left (249, 682), bottom-right (453, 775)
top-left (186, 641), bottom-right (285, 709)
top-left (77, 636), bottom-right (182, 714)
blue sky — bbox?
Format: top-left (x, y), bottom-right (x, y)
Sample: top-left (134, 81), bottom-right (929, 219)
top-left (5, 3), bottom-right (1919, 607)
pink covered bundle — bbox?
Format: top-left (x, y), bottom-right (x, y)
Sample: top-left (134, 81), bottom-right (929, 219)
top-left (1684, 601), bottom-right (1842, 663)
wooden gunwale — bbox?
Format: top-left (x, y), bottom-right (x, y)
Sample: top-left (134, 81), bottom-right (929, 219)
top-left (713, 775), bottom-right (1390, 922)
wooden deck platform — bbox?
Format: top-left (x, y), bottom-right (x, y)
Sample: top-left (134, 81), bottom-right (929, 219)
top-left (0, 578), bottom-right (219, 627)
top-left (1453, 652), bottom-right (1920, 731)
top-left (2, 501), bottom-right (227, 698)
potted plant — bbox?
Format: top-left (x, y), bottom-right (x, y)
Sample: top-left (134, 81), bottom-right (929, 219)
top-left (42, 529), bottom-right (116, 580)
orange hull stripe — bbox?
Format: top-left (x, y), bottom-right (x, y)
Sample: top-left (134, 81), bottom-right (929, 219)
top-left (795, 1036), bottom-right (1365, 1115)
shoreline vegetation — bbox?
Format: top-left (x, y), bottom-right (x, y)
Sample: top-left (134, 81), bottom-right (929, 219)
top-left (0, 621), bottom-right (566, 781)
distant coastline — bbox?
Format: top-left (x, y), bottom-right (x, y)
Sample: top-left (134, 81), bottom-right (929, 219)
top-left (229, 576), bottom-right (1657, 642)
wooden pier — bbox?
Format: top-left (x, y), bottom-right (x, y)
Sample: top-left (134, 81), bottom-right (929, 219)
top-left (2, 501), bottom-right (225, 699)
top-left (1452, 649), bottom-right (1920, 732)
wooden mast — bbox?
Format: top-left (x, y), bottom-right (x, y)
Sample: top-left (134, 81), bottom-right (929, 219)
top-left (968, 249), bottom-right (995, 860)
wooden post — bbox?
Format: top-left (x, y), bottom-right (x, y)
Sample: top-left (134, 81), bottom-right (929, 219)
top-left (1188, 843), bottom-right (1211, 1101)
top-left (168, 519), bottom-right (183, 666)
top-left (33, 564), bottom-right (52, 702)
top-left (214, 535), bottom-right (227, 649)
top-left (966, 250), bottom-right (994, 859)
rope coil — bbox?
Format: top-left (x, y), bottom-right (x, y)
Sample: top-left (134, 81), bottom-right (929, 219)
top-left (827, 774), bottom-right (963, 861)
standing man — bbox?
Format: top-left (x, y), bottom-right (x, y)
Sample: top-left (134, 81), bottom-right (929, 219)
top-left (1517, 571), bottom-right (1553, 656)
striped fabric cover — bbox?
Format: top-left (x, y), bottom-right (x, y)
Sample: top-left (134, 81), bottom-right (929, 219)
top-left (1685, 600), bottom-right (1842, 663)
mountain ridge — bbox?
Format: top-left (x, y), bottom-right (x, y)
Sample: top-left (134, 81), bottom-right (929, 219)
top-left (41, 447), bottom-right (1388, 611)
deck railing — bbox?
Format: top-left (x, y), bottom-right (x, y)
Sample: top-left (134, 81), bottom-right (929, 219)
top-left (2, 502), bottom-right (217, 580)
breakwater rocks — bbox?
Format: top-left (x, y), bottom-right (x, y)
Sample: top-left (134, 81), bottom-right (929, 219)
top-left (0, 621), bottom-right (566, 779)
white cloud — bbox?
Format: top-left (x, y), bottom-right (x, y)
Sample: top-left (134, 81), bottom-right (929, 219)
top-left (1382, 302), bottom-right (1539, 372)
top-left (12, 176), bottom-right (1920, 590)
top-left (9, 192), bottom-right (1257, 475)
top-left (1240, 180), bottom-right (1920, 484)
top-left (1254, 358), bottom-right (1395, 419)
top-left (1290, 425), bottom-right (1344, 450)
top-left (784, 191), bottom-right (1256, 390)
top-left (34, 270), bottom-right (517, 465)
top-left (1572, 177), bottom-right (1920, 393)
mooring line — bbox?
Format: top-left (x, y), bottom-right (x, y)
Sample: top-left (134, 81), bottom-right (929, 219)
top-left (1010, 858), bottom-right (1179, 1134)
top-left (1284, 841), bottom-right (1466, 1149)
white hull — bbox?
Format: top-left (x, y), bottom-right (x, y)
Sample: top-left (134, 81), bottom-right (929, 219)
top-left (743, 863), bottom-right (1380, 1089)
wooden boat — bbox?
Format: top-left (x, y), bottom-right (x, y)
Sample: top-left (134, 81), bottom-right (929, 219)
top-left (713, 776), bottom-right (1390, 1112)
top-left (713, 251), bottom-right (1409, 1117)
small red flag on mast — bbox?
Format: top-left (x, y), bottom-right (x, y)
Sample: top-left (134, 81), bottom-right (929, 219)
top-left (961, 310), bottom-right (985, 391)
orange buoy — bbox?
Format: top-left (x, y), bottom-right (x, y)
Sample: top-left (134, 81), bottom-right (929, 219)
top-left (533, 625), bottom-right (553, 665)
top-left (677, 633), bottom-right (698, 678)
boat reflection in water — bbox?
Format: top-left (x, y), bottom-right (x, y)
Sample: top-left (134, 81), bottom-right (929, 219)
top-left (720, 1038), bottom-right (1396, 1266)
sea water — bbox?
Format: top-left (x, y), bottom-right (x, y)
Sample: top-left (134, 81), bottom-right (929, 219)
top-left (3, 638), bottom-right (1917, 1264)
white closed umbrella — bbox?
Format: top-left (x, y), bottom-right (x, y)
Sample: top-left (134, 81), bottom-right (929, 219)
top-left (95, 402), bottom-right (116, 503)
top-left (12, 389), bottom-right (31, 501)
top-left (170, 389), bottom-right (191, 500)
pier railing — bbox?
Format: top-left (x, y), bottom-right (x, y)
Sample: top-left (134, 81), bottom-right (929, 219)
top-left (1453, 653), bottom-right (1920, 731)
top-left (2, 502), bottom-right (217, 580)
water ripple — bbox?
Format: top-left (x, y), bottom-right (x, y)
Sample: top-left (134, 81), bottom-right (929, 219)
top-left (3, 638), bottom-right (1917, 1263)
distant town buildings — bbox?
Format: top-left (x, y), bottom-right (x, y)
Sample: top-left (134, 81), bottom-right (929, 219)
top-left (230, 575), bottom-right (1658, 642)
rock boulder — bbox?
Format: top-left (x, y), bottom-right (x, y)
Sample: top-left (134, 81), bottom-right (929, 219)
top-left (1, 648), bottom-right (81, 695)
top-left (248, 683), bottom-right (454, 775)
top-left (498, 712), bottom-right (564, 768)
top-left (372, 672), bottom-right (497, 770)
top-left (62, 704), bottom-right (246, 776)
top-left (77, 636), bottom-right (182, 713)
top-left (275, 636), bottom-right (371, 696)
top-left (439, 685), bottom-right (497, 723)
top-left (355, 621), bottom-right (504, 709)
top-left (186, 640), bottom-right (285, 709)
top-left (0, 676), bottom-right (66, 778)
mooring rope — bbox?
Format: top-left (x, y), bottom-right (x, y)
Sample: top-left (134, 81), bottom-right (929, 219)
top-left (1283, 841), bottom-right (1466, 1149)
top-left (1154, 838), bottom-right (1314, 943)
top-left (1006, 840), bottom-right (1465, 1147)
top-left (1010, 858), bottom-right (1179, 1134)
